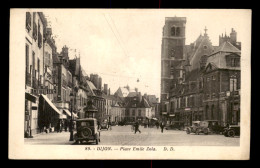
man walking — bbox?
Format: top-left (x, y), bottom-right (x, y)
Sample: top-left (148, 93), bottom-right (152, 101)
top-left (134, 121), bottom-right (141, 134)
top-left (160, 121), bottom-right (165, 133)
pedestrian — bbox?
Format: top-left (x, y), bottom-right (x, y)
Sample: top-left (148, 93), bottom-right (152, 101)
top-left (56, 120), bottom-right (61, 133)
top-left (160, 121), bottom-right (165, 133)
top-left (134, 122), bottom-right (141, 134)
top-left (64, 120), bottom-right (68, 132)
top-left (97, 121), bottom-right (100, 130)
top-left (60, 120), bottom-right (64, 132)
top-left (156, 121), bottom-right (159, 129)
top-left (108, 121), bottom-right (112, 130)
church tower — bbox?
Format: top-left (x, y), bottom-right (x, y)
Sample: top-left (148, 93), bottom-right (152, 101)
top-left (160, 17), bottom-right (186, 112)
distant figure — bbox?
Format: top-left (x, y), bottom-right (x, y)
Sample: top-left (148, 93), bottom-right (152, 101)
top-left (56, 120), bottom-right (61, 133)
top-left (97, 121), bottom-right (100, 130)
top-left (134, 122), bottom-right (141, 134)
top-left (160, 121), bottom-right (165, 133)
top-left (155, 121), bottom-right (159, 129)
top-left (144, 123), bottom-right (147, 128)
top-left (60, 120), bottom-right (64, 132)
top-left (108, 121), bottom-right (112, 130)
top-left (64, 120), bottom-right (68, 132)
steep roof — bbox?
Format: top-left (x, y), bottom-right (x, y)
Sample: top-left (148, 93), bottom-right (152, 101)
top-left (127, 92), bottom-right (140, 97)
top-left (211, 41), bottom-right (241, 55)
top-left (53, 54), bottom-right (60, 63)
top-left (124, 97), bottom-right (151, 108)
top-left (146, 95), bottom-right (158, 104)
top-left (85, 80), bottom-right (97, 96)
top-left (114, 87), bottom-right (130, 97)
top-left (206, 41), bottom-right (241, 70)
top-left (185, 34), bottom-right (215, 71)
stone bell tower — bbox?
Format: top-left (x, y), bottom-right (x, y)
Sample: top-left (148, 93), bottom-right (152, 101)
top-left (160, 16), bottom-right (186, 112)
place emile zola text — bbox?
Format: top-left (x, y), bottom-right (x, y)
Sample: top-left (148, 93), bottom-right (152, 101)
top-left (85, 147), bottom-right (174, 151)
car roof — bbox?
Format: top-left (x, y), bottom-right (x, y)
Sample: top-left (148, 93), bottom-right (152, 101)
top-left (76, 118), bottom-right (97, 121)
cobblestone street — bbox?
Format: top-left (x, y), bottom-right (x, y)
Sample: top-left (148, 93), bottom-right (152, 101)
top-left (25, 125), bottom-right (239, 146)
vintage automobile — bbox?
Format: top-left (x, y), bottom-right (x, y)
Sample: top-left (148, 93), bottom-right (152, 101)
top-left (100, 120), bottom-right (109, 130)
top-left (73, 118), bottom-right (100, 144)
top-left (118, 121), bottom-right (126, 126)
top-left (186, 121), bottom-right (201, 134)
top-left (223, 125), bottom-right (240, 137)
top-left (193, 120), bottom-right (225, 135)
top-left (165, 121), bottom-right (185, 130)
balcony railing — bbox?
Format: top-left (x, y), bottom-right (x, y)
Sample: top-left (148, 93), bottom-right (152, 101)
top-left (26, 72), bottom-right (31, 86)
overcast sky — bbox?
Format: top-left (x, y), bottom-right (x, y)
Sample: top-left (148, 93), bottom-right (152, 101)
top-left (43, 9), bottom-right (248, 99)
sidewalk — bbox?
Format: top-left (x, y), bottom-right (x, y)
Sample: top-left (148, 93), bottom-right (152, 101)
top-left (24, 130), bottom-right (75, 145)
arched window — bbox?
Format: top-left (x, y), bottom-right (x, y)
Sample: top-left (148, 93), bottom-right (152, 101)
top-left (171, 27), bottom-right (176, 36)
top-left (211, 105), bottom-right (214, 120)
top-left (176, 27), bottom-right (180, 36)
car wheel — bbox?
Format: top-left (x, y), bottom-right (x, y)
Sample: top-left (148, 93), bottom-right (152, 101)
top-left (196, 129), bottom-right (200, 135)
top-left (227, 130), bottom-right (235, 137)
top-left (186, 128), bottom-right (190, 134)
top-left (80, 127), bottom-right (92, 139)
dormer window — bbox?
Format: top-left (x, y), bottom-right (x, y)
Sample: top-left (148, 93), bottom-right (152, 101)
top-left (204, 45), bottom-right (208, 50)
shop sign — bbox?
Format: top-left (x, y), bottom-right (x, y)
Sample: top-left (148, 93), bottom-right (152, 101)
top-left (32, 106), bottom-right (37, 110)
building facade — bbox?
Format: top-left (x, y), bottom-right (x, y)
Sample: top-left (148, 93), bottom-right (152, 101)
top-left (25, 12), bottom-right (47, 136)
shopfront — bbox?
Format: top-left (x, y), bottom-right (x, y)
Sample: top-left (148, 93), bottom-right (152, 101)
top-left (25, 92), bottom-right (37, 137)
top-left (38, 94), bottom-right (64, 133)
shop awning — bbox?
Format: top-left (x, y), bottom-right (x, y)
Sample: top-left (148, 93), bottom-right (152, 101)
top-left (72, 113), bottom-right (78, 118)
top-left (40, 94), bottom-right (61, 115)
top-left (25, 92), bottom-right (36, 103)
top-left (63, 109), bottom-right (71, 116)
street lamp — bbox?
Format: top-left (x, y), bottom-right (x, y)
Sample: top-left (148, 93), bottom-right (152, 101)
top-left (69, 92), bottom-right (74, 141)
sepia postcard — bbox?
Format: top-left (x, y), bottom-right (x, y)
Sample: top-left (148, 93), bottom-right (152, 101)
top-left (9, 9), bottom-right (251, 160)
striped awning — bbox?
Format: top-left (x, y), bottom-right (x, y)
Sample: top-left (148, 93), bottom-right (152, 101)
top-left (40, 94), bottom-right (61, 115)
top-left (63, 109), bottom-right (72, 116)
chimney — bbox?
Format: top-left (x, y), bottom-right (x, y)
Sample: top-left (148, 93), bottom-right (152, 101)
top-left (139, 92), bottom-right (142, 103)
top-left (230, 28), bottom-right (237, 45)
top-left (144, 93), bottom-right (148, 99)
top-left (104, 84), bottom-right (108, 95)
